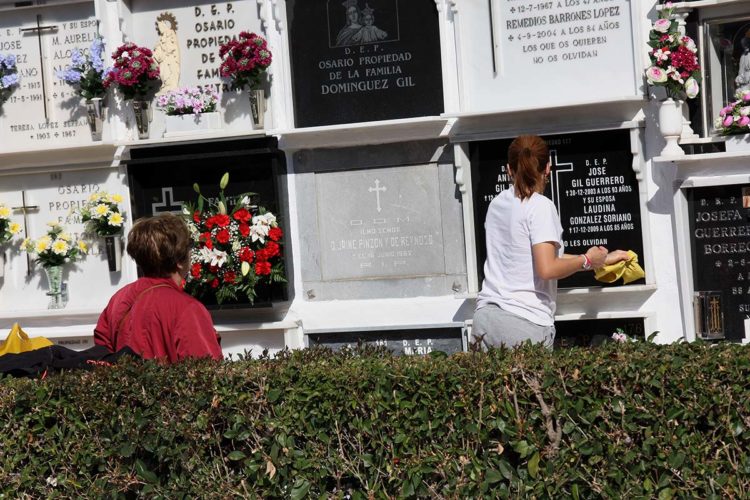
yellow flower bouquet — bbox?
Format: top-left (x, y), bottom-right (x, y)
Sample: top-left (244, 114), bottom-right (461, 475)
top-left (23, 222), bottom-right (87, 268)
top-left (0, 203), bottom-right (21, 245)
top-left (79, 192), bottom-right (126, 237)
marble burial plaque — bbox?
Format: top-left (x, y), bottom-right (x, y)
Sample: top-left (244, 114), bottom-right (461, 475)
top-left (129, 0), bottom-right (265, 132)
top-left (472, 129), bottom-right (644, 288)
top-left (554, 317), bottom-right (645, 348)
top-left (286, 0), bottom-right (444, 127)
top-left (0, 3), bottom-right (99, 151)
top-left (309, 327), bottom-right (464, 355)
top-left (688, 184), bottom-right (750, 341)
top-left (0, 168), bottom-right (128, 312)
top-left (316, 164), bottom-right (445, 280)
top-left (471, 0), bottom-right (637, 109)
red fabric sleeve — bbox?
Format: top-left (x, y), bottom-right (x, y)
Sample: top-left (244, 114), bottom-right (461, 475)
top-left (173, 302), bottom-right (223, 361)
top-left (93, 305), bottom-right (114, 352)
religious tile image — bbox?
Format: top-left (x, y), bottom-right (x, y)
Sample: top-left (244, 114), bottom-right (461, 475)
top-left (153, 11), bottom-right (181, 95)
top-left (328, 0), bottom-right (399, 48)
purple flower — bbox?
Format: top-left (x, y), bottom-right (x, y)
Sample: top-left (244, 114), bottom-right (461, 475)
top-left (723, 115), bottom-right (735, 127)
top-left (740, 116), bottom-right (750, 127)
top-left (1, 72), bottom-right (19, 88)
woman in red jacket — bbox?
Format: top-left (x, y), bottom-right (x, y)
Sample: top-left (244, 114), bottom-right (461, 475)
top-left (94, 213), bottom-right (222, 363)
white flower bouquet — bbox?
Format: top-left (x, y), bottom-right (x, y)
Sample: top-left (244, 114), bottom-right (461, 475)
top-left (23, 222), bottom-right (87, 268)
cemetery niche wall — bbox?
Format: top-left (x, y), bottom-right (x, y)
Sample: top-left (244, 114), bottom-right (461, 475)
top-left (285, 0), bottom-right (444, 127)
top-left (687, 184), bottom-right (750, 341)
top-left (0, 2), bottom-right (101, 150)
top-left (471, 129), bottom-right (645, 289)
top-left (126, 137), bottom-right (288, 306)
top-left (554, 317), bottom-right (645, 348)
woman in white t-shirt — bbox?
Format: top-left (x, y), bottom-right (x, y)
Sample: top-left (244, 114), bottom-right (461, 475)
top-left (473, 135), bottom-right (629, 349)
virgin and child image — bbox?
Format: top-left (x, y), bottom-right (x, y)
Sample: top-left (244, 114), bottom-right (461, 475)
top-left (335, 0), bottom-right (389, 47)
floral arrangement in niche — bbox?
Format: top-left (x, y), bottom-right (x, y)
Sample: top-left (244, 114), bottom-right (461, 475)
top-left (715, 89), bottom-right (750, 135)
top-left (184, 173), bottom-right (285, 305)
top-left (645, 2), bottom-right (701, 100)
top-left (157, 86), bottom-right (218, 116)
top-left (23, 222), bottom-right (87, 268)
top-left (103, 43), bottom-right (161, 100)
top-left (56, 37), bottom-right (111, 100)
top-left (78, 192), bottom-right (126, 237)
top-left (0, 53), bottom-right (20, 105)
top-left (218, 32), bottom-right (272, 90)
top-left (0, 204), bottom-right (21, 245)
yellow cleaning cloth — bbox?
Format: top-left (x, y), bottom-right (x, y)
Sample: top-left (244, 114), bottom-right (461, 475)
top-left (594, 250), bottom-right (645, 285)
top-left (0, 323), bottom-right (53, 356)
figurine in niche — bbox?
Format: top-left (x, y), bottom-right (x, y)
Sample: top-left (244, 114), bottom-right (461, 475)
top-left (352, 4), bottom-right (388, 44)
top-left (154, 12), bottom-right (180, 95)
top-left (735, 31), bottom-right (750, 93)
top-left (335, 0), bottom-right (362, 47)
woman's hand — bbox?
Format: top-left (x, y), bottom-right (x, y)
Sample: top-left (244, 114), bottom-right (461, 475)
top-left (604, 250), bottom-right (631, 266)
top-left (585, 246), bottom-right (608, 269)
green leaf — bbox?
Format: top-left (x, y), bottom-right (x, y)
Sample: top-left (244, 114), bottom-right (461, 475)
top-left (572, 484), bottom-right (580, 500)
top-left (513, 440), bottom-right (531, 458)
top-left (527, 451), bottom-right (540, 479)
top-left (227, 451), bottom-right (246, 461)
top-left (290, 479), bottom-right (310, 500)
top-left (497, 460), bottom-right (513, 481)
top-left (119, 443), bottom-right (135, 458)
top-left (658, 488), bottom-right (674, 500)
top-left (267, 389), bottom-right (282, 403)
top-left (668, 452), bottom-right (685, 469)
top-left (485, 469), bottom-right (503, 484)
top-left (134, 459), bottom-right (158, 484)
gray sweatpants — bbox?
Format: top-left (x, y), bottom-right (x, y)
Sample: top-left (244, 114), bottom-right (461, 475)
top-left (472, 304), bottom-right (555, 350)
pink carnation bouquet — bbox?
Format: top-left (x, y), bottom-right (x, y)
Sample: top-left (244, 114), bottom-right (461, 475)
top-left (715, 89), bottom-right (750, 135)
top-left (157, 86), bottom-right (218, 116)
top-left (103, 43), bottom-right (161, 100)
top-left (645, 2), bottom-right (701, 100)
top-left (218, 32), bottom-right (272, 90)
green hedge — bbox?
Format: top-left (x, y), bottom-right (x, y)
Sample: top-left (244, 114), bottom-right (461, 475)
top-left (1, 342), bottom-right (750, 498)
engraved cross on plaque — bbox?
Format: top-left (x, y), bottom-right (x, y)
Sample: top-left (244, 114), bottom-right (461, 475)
top-left (12, 191), bottom-right (40, 276)
top-left (151, 187), bottom-right (185, 215)
top-left (368, 179), bottom-right (387, 213)
top-left (21, 14), bottom-right (58, 121)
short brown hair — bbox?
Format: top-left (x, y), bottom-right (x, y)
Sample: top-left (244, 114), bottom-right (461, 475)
top-left (508, 135), bottom-right (549, 200)
top-left (126, 213), bottom-right (191, 277)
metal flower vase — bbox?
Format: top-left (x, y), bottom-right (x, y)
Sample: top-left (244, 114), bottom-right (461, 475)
top-left (104, 234), bottom-right (122, 273)
top-left (132, 100), bottom-right (152, 139)
top-left (44, 265), bottom-right (65, 309)
top-left (249, 89), bottom-right (265, 129)
top-left (0, 250), bottom-right (5, 278)
top-left (86, 97), bottom-right (105, 141)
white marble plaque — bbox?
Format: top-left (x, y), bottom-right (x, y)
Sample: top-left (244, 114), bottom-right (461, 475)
top-left (0, 168), bottom-right (130, 312)
top-left (460, 0), bottom-right (638, 111)
top-left (130, 0), bottom-right (266, 133)
top-left (0, 3), bottom-right (98, 152)
top-left (316, 165), bottom-right (445, 280)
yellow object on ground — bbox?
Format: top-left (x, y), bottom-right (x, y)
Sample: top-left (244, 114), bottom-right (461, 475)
top-left (0, 323), bottom-right (54, 356)
top-left (594, 250), bottom-right (645, 285)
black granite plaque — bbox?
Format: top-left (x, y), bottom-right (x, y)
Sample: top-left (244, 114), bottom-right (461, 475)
top-left (286, 0), bottom-right (444, 127)
top-left (471, 129), bottom-right (645, 288)
top-left (127, 138), bottom-right (283, 219)
top-left (308, 327), bottom-right (464, 355)
top-left (126, 137), bottom-right (287, 304)
top-left (687, 184), bottom-right (750, 341)
top-left (554, 317), bottom-right (646, 348)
